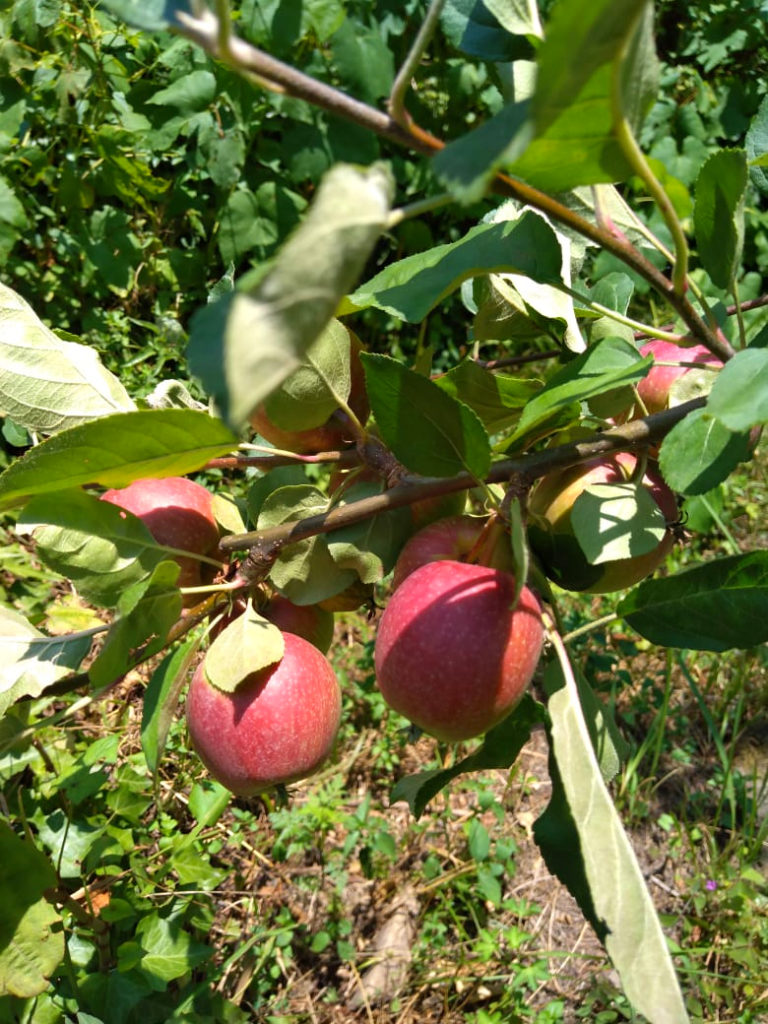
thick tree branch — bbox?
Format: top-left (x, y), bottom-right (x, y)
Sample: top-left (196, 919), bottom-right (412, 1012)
top-left (219, 398), bottom-right (705, 554)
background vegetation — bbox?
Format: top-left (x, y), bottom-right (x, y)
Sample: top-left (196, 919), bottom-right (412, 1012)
top-left (0, 1), bottom-right (766, 1022)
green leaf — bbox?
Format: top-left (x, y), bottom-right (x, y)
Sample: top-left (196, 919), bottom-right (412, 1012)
top-left (538, 658), bottom-right (689, 1023)
top-left (571, 481), bottom-right (669, 565)
top-left (706, 347), bottom-right (768, 431)
top-left (693, 149), bottom-right (748, 289)
top-left (435, 360), bottom-right (540, 434)
top-left (0, 410), bottom-right (237, 511)
top-left (618, 552), bottom-right (768, 651)
top-left (147, 70), bottom-right (216, 112)
top-left (0, 606), bottom-right (91, 718)
top-left (133, 912), bottom-right (211, 987)
top-left (433, 102), bottom-right (532, 205)
top-left (258, 485), bottom-right (357, 605)
top-left (0, 283), bottom-right (135, 433)
top-left (509, 337), bottom-right (650, 445)
top-left (142, 637), bottom-right (201, 775)
top-left (441, 0), bottom-right (540, 60)
top-left (18, 490), bottom-right (167, 608)
top-left (246, 465), bottom-right (309, 525)
top-left (0, 821), bottom-right (64, 998)
top-left (347, 212), bottom-right (563, 323)
top-left (188, 163), bottom-right (392, 429)
top-left (88, 563), bottom-right (183, 688)
top-left (362, 354), bottom-right (491, 479)
top-left (390, 695), bottom-right (544, 818)
top-left (658, 408), bottom-right (751, 496)
top-left (94, 0), bottom-right (192, 30)
top-left (505, 0), bottom-right (657, 191)
top-left (326, 481), bottom-right (413, 582)
top-left (330, 18), bottom-right (394, 103)
top-left (263, 319), bottom-right (351, 431)
top-left (203, 604), bottom-right (284, 694)
top-left (745, 93), bottom-right (768, 195)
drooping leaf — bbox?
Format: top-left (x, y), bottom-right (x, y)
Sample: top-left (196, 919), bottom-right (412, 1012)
top-left (0, 410), bottom-right (237, 511)
top-left (361, 354), bottom-right (491, 479)
top-left (693, 149), bottom-right (748, 289)
top-left (0, 283), bottom-right (134, 434)
top-left (658, 408), bottom-right (751, 496)
top-left (262, 319), bottom-right (352, 431)
top-left (538, 658), bottom-right (689, 1023)
top-left (257, 485), bottom-right (357, 605)
top-left (18, 490), bottom-right (167, 608)
top-left (509, 337), bottom-right (650, 445)
top-left (390, 694), bottom-right (544, 818)
top-left (504, 0), bottom-right (657, 192)
top-left (141, 636), bottom-right (202, 775)
top-left (435, 360), bottom-right (540, 435)
top-left (706, 347), bottom-right (768, 432)
top-left (0, 821), bottom-right (64, 998)
top-left (188, 163), bottom-right (392, 429)
top-left (346, 212), bottom-right (563, 323)
top-left (203, 604), bottom-right (284, 694)
top-left (570, 481), bottom-right (668, 565)
top-left (0, 607), bottom-right (91, 718)
top-left (618, 552), bottom-right (768, 650)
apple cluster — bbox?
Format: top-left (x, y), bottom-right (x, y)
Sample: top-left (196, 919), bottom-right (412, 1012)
top-left (96, 337), bottom-right (712, 798)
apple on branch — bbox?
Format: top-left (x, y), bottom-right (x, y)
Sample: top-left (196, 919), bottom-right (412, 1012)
top-left (527, 452), bottom-right (678, 593)
top-left (101, 476), bottom-right (220, 602)
top-left (186, 631), bottom-right (341, 796)
top-left (374, 560), bottom-right (543, 742)
top-left (391, 513), bottom-right (516, 590)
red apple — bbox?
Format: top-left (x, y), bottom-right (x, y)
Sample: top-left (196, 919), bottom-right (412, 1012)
top-left (250, 331), bottom-right (369, 454)
top-left (637, 340), bottom-right (722, 415)
top-left (374, 560), bottom-right (543, 742)
top-left (262, 594), bottom-right (334, 654)
top-left (186, 631), bottom-right (341, 796)
top-left (392, 514), bottom-right (516, 590)
top-left (101, 476), bottom-right (219, 599)
top-left (527, 453), bottom-right (677, 593)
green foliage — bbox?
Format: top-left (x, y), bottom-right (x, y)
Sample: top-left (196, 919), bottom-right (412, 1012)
top-left (1, 0), bottom-right (768, 1020)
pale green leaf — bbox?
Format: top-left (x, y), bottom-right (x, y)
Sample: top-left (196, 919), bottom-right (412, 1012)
top-left (203, 604), bottom-right (284, 694)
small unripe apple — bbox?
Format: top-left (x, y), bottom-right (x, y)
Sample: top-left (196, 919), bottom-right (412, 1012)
top-left (101, 476), bottom-right (219, 599)
top-left (374, 560), bottom-right (543, 742)
top-left (528, 453), bottom-right (677, 593)
top-left (392, 514), bottom-right (516, 590)
top-left (250, 331), bottom-right (369, 454)
top-left (186, 631), bottom-right (341, 796)
top-left (637, 339), bottom-right (722, 415)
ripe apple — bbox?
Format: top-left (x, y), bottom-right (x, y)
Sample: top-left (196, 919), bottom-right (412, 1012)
top-left (374, 560), bottom-right (543, 742)
top-left (262, 594), bottom-right (334, 654)
top-left (392, 514), bottom-right (516, 590)
top-left (637, 339), bottom-right (722, 415)
top-left (212, 594), bottom-right (335, 654)
top-left (186, 631), bottom-right (341, 796)
top-left (101, 476), bottom-right (219, 598)
top-left (250, 330), bottom-right (369, 454)
top-left (527, 452), bottom-right (677, 593)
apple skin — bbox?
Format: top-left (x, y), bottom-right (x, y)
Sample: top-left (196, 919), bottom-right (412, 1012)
top-left (528, 453), bottom-right (678, 594)
top-left (213, 595), bottom-right (335, 654)
top-left (392, 514), bottom-right (516, 591)
top-left (374, 560), bottom-right (543, 742)
top-left (186, 631), bottom-right (341, 796)
top-left (101, 476), bottom-right (219, 597)
top-left (250, 332), bottom-right (369, 454)
top-left (262, 595), bottom-right (334, 654)
top-left (637, 340), bottom-right (722, 415)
